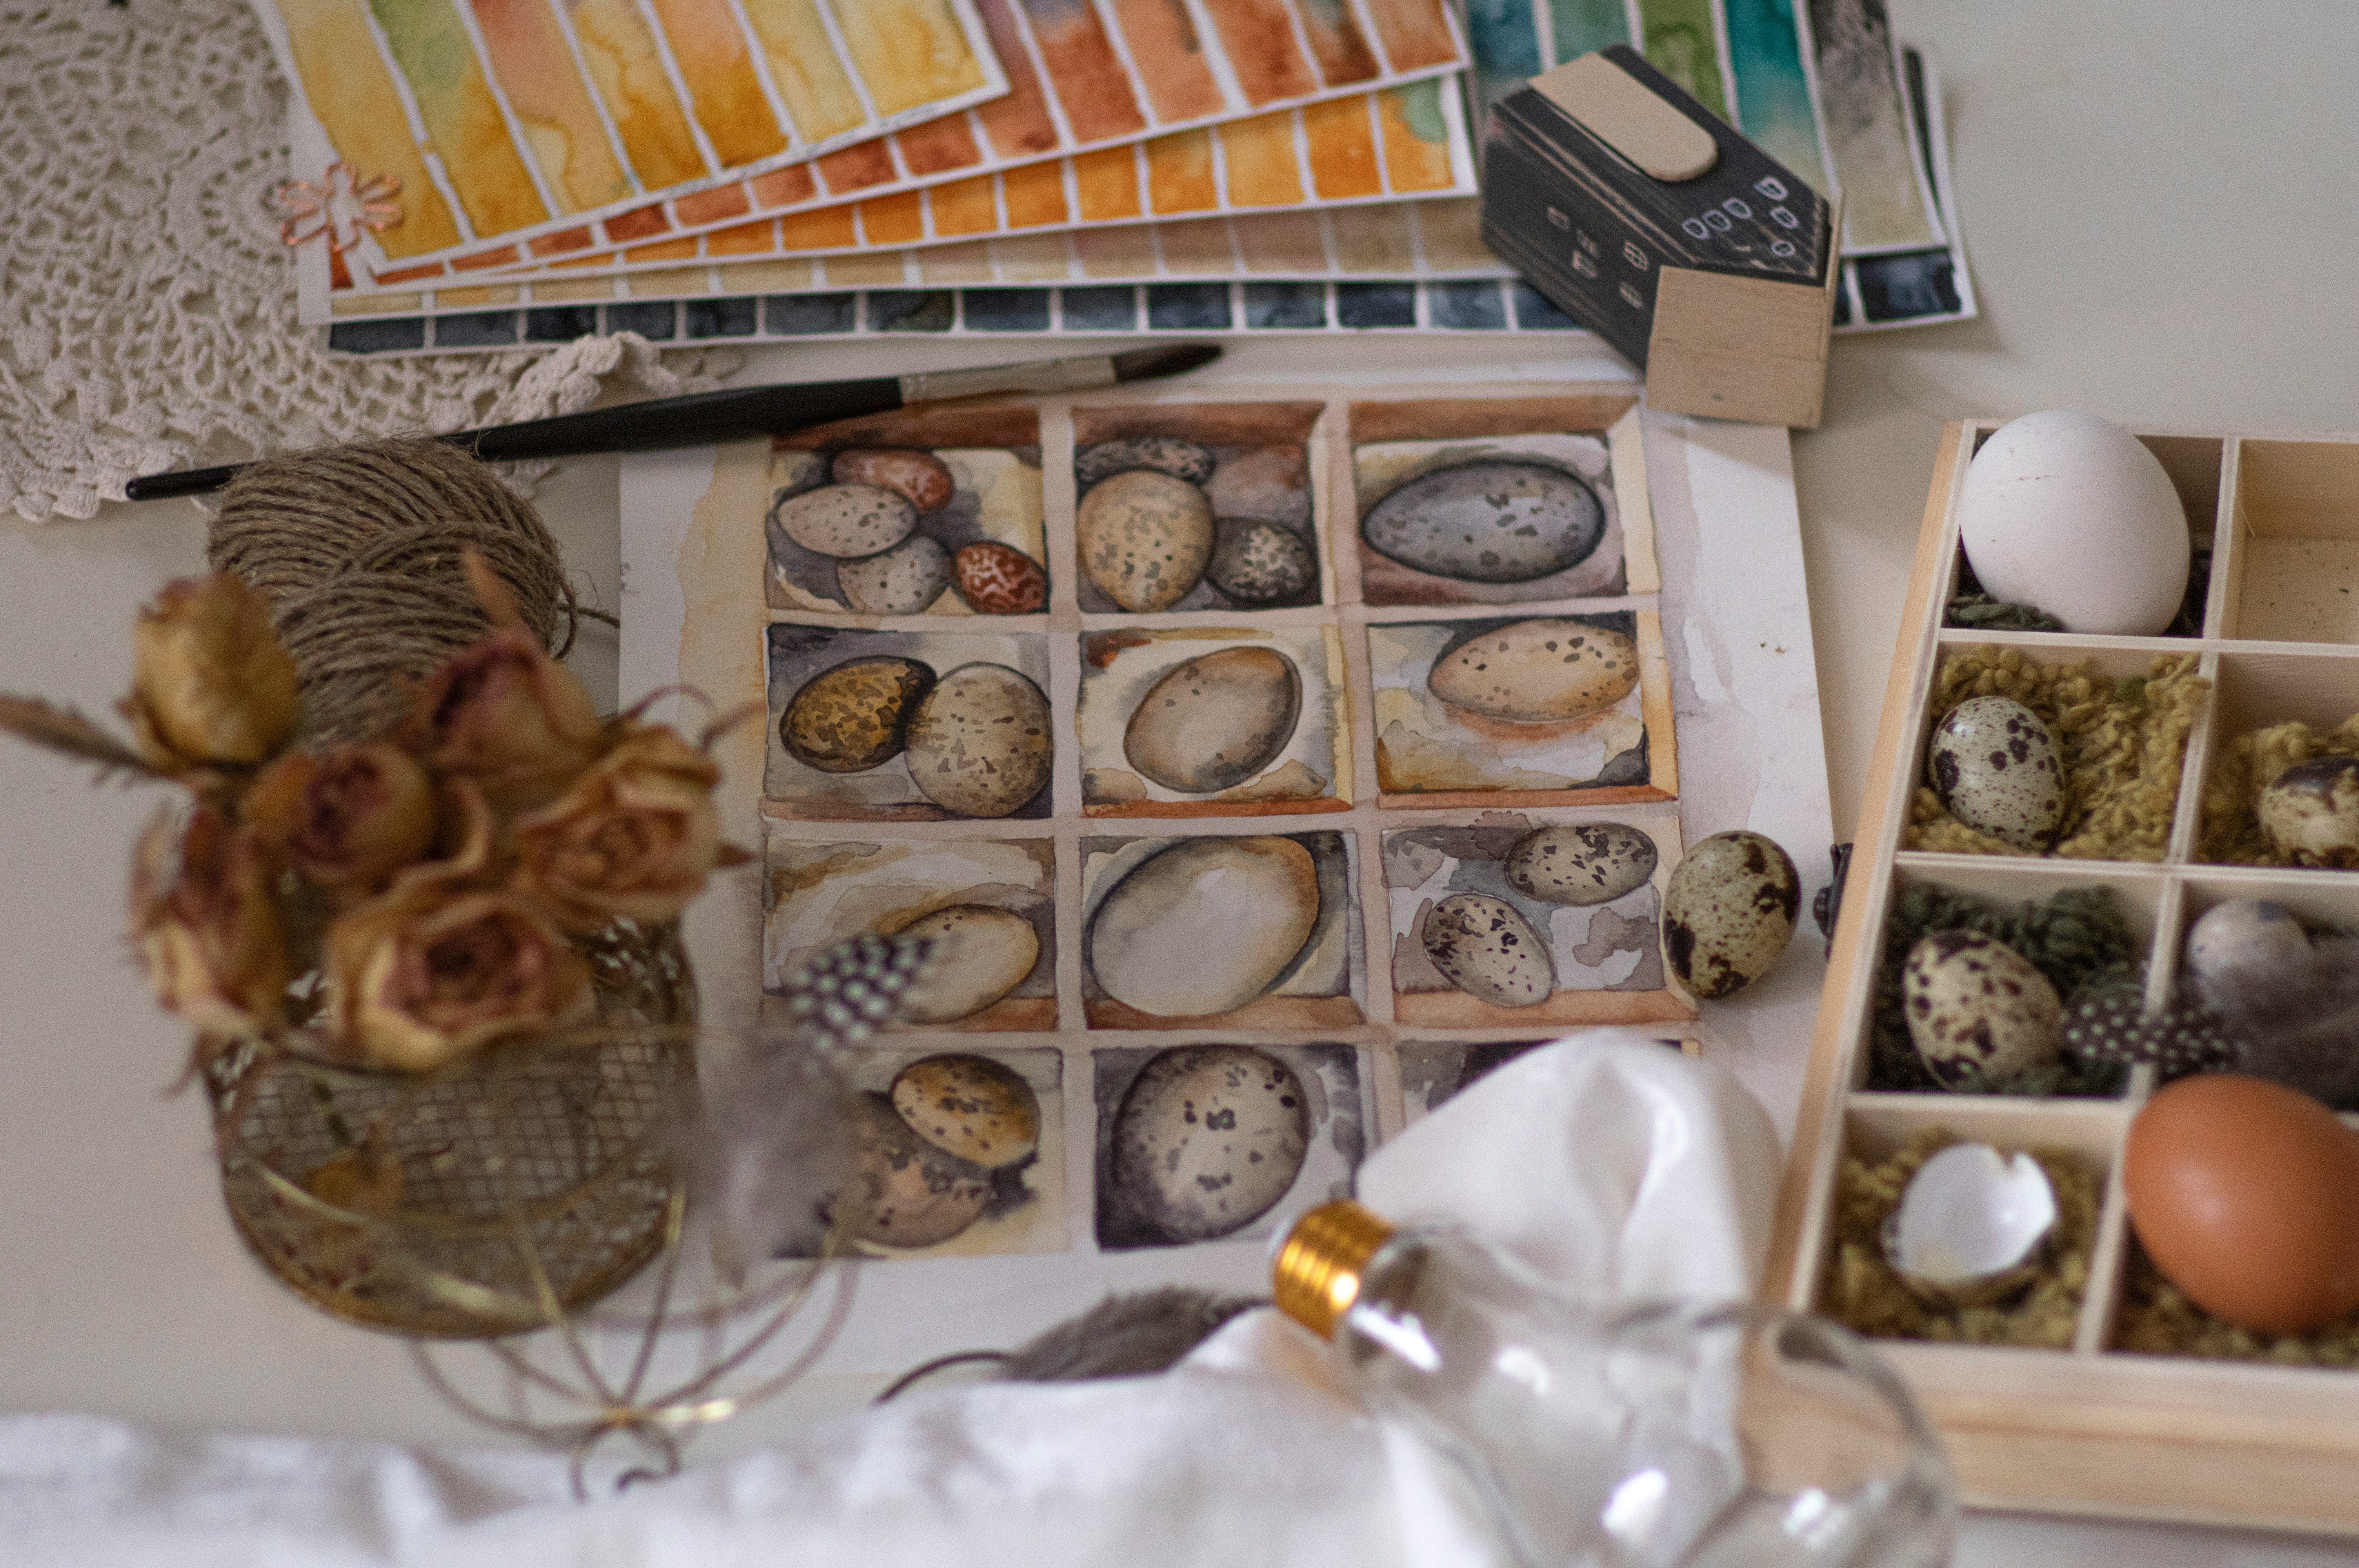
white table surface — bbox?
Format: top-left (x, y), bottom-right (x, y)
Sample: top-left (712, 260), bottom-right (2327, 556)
top-left (6, 0), bottom-right (2359, 1558)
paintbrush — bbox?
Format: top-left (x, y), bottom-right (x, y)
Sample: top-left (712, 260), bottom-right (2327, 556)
top-left (124, 343), bottom-right (1223, 501)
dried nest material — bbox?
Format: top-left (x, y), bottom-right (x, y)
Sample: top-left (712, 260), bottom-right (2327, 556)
top-left (2114, 1249), bottom-right (2359, 1367)
top-left (2199, 711), bottom-right (2359, 864)
top-left (1828, 1127), bottom-right (2098, 1349)
top-left (1903, 648), bottom-right (2208, 863)
top-left (1868, 882), bottom-right (2134, 1095)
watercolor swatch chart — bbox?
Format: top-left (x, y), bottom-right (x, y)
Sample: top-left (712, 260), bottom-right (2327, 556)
top-left (256, 0), bottom-right (1009, 277)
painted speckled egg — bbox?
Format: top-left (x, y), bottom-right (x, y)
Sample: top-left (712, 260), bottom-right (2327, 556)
top-left (1904, 931), bottom-right (2063, 1089)
top-left (1076, 435), bottom-right (1216, 490)
top-left (774, 483), bottom-right (919, 559)
top-left (1123, 645), bottom-right (1302, 793)
top-left (1208, 519), bottom-right (1318, 606)
top-left (2185, 898), bottom-right (2311, 1004)
top-left (1660, 831), bottom-right (1801, 1000)
top-left (2259, 756), bottom-right (2359, 867)
top-left (891, 905), bottom-right (1041, 1024)
top-left (1107, 1045), bottom-right (1308, 1243)
top-left (841, 1092), bottom-right (992, 1249)
top-left (780, 656), bottom-right (936, 773)
top-left (1421, 893), bottom-right (1555, 1007)
top-left (1076, 470), bottom-right (1215, 612)
top-left (832, 448), bottom-right (954, 513)
top-left (902, 663), bottom-right (1053, 817)
top-left (1926, 696), bottom-right (2064, 850)
top-left (836, 533), bottom-right (952, 614)
top-left (889, 1054), bottom-right (1040, 1169)
top-left (1427, 619), bottom-right (1639, 722)
top-left (1504, 823), bottom-right (1659, 906)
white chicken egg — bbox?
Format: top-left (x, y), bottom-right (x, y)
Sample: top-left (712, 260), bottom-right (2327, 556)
top-left (1957, 411), bottom-right (2190, 636)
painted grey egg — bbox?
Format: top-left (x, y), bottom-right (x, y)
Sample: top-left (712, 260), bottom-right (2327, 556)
top-left (1076, 470), bottom-right (1215, 612)
top-left (1926, 696), bottom-right (2064, 850)
top-left (841, 1092), bottom-right (992, 1249)
top-left (1427, 619), bottom-right (1639, 722)
top-left (889, 1054), bottom-right (1040, 1169)
top-left (773, 482), bottom-right (919, 559)
top-left (1660, 830), bottom-right (1801, 1000)
top-left (1421, 893), bottom-right (1555, 1007)
top-left (1089, 836), bottom-right (1320, 1017)
top-left (832, 447), bottom-right (954, 513)
top-left (892, 904), bottom-right (1041, 1024)
top-left (836, 533), bottom-right (952, 614)
top-left (2185, 898), bottom-right (2311, 1005)
top-left (1123, 646), bottom-right (1302, 794)
top-left (1207, 518), bottom-right (1317, 605)
top-left (1504, 823), bottom-right (1659, 906)
top-left (1361, 460), bottom-right (1606, 583)
top-left (903, 662), bottom-right (1052, 817)
top-left (1903, 931), bottom-right (2063, 1089)
top-left (1108, 1045), bottom-right (1309, 1243)
top-left (1076, 435), bottom-right (1217, 489)
top-left (2259, 755), bottom-right (2359, 867)
top-left (780, 656), bottom-right (936, 773)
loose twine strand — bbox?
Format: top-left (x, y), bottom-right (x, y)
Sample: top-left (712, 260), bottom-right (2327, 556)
top-left (207, 440), bottom-right (590, 747)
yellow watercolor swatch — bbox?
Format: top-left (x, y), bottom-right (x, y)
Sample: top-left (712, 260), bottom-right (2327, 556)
top-left (646, 0), bottom-right (787, 165)
top-left (367, 0), bottom-right (549, 236)
top-left (823, 0), bottom-right (988, 116)
top-left (1071, 147), bottom-right (1140, 222)
top-left (1145, 129), bottom-right (1218, 213)
top-left (739, 0), bottom-right (864, 140)
top-left (1301, 94), bottom-right (1381, 199)
top-left (276, 0), bottom-right (460, 254)
top-left (565, 0), bottom-right (709, 188)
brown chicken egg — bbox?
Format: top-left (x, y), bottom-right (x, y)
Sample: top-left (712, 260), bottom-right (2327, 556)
top-left (2123, 1074), bottom-right (2359, 1335)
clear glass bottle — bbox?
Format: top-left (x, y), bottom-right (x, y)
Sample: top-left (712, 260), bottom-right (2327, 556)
top-left (1273, 1201), bottom-right (1955, 1568)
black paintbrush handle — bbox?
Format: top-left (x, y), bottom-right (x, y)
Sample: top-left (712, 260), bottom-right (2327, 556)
top-left (122, 376), bottom-right (905, 501)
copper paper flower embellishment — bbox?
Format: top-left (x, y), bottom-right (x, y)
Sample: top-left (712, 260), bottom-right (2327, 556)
top-left (276, 162), bottom-right (404, 252)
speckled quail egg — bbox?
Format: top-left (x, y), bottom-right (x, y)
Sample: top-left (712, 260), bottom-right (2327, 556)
top-left (1660, 831), bottom-right (1801, 999)
top-left (2185, 898), bottom-right (2312, 1005)
top-left (1903, 931), bottom-right (2063, 1089)
top-left (1926, 696), bottom-right (2065, 850)
top-left (2258, 756), bottom-right (2359, 867)
top-left (1421, 893), bottom-right (1555, 1007)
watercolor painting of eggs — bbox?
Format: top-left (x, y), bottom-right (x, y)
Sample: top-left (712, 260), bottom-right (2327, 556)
top-left (748, 387), bottom-right (1707, 1273)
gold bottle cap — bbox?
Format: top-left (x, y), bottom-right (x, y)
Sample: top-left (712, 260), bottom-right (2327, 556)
top-left (1272, 1199), bottom-right (1396, 1338)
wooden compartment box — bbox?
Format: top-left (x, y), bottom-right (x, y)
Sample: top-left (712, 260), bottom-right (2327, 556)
top-left (1769, 421), bottom-right (2359, 1533)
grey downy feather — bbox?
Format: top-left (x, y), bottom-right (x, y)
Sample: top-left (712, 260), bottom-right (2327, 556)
top-left (2198, 932), bottom-right (2359, 1109)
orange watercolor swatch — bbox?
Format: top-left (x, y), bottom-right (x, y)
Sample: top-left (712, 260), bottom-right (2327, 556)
top-left (563, 0), bottom-right (708, 188)
top-left (896, 114), bottom-right (984, 177)
top-left (1199, 0), bottom-right (1318, 103)
top-left (1109, 0), bottom-right (1223, 122)
top-left (1376, 80), bottom-right (1456, 192)
top-left (469, 0), bottom-right (631, 212)
top-left (929, 174), bottom-right (1001, 236)
top-left (1301, 93), bottom-right (1381, 198)
top-left (369, 0), bottom-right (548, 236)
top-left (276, 0), bottom-right (460, 253)
top-left (1069, 145), bottom-right (1140, 221)
top-left (778, 204), bottom-right (860, 250)
top-left (1144, 128), bottom-right (1218, 213)
top-left (707, 218), bottom-right (780, 254)
top-left (1000, 160), bottom-right (1071, 227)
top-left (1216, 111), bottom-right (1304, 207)
top-left (1362, 0), bottom-right (1459, 69)
top-left (645, 0), bottom-right (787, 166)
top-left (1022, 0), bottom-right (1146, 143)
top-left (857, 190), bottom-right (928, 245)
top-left (970, 0), bottom-right (1061, 156)
top-left (1292, 0), bottom-right (1378, 85)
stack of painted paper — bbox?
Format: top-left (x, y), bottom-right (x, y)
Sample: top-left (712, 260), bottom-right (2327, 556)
top-left (278, 0), bottom-right (1973, 353)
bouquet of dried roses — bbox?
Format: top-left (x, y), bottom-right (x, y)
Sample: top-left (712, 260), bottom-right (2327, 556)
top-left (0, 554), bottom-right (739, 1078)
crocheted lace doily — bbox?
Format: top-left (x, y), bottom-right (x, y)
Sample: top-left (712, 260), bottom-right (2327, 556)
top-left (0, 0), bottom-right (743, 523)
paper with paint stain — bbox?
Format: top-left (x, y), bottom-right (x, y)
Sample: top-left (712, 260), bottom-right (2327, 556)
top-left (250, 0), bottom-right (1007, 269)
top-left (310, 78), bottom-right (1477, 307)
top-left (316, 0), bottom-right (1472, 294)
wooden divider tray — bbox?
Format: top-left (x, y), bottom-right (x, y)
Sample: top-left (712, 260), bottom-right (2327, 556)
top-left (1768, 420), bottom-right (2359, 1533)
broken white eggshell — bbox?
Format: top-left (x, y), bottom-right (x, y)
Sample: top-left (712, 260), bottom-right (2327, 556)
top-left (1880, 1142), bottom-right (2059, 1307)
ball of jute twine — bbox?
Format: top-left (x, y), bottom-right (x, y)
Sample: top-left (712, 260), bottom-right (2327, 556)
top-left (207, 439), bottom-right (588, 747)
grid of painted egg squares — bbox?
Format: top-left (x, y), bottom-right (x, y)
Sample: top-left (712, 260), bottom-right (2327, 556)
top-left (758, 396), bottom-right (1683, 1261)
top-left (1822, 424), bottom-right (2359, 1363)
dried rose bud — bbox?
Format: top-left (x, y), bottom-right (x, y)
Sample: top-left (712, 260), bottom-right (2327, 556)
top-left (122, 575), bottom-right (300, 771)
top-left (403, 630), bottom-right (603, 814)
top-left (325, 883), bottom-right (590, 1073)
top-left (249, 744), bottom-right (438, 895)
top-left (129, 806), bottom-right (289, 1039)
top-left (511, 722), bottom-right (723, 931)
